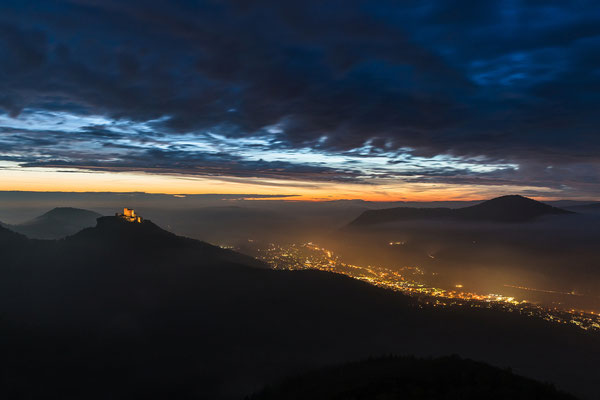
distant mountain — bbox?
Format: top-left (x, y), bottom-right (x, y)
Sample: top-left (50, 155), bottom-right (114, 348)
top-left (8, 207), bottom-right (102, 239)
top-left (0, 213), bottom-right (598, 399)
top-left (456, 195), bottom-right (573, 221)
top-left (546, 200), bottom-right (595, 208)
top-left (567, 202), bottom-right (600, 211)
top-left (349, 195), bottom-right (573, 226)
top-left (249, 356), bottom-right (576, 400)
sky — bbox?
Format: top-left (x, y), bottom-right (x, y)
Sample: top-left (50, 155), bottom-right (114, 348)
top-left (1, 0), bottom-right (599, 201)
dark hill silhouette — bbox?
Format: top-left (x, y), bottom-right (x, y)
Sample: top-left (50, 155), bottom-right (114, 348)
top-left (349, 195), bottom-right (573, 226)
top-left (249, 355), bottom-right (576, 400)
top-left (8, 207), bottom-right (102, 239)
top-left (0, 215), bottom-right (598, 399)
top-left (0, 223), bottom-right (27, 242)
top-left (61, 216), bottom-right (267, 269)
top-left (460, 195), bottom-right (572, 221)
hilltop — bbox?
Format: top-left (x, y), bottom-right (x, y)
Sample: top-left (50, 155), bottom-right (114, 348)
top-left (60, 215), bottom-right (266, 269)
top-left (349, 195), bottom-right (573, 226)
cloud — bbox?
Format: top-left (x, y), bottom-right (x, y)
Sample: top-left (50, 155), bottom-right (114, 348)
top-left (0, 0), bottom-right (599, 195)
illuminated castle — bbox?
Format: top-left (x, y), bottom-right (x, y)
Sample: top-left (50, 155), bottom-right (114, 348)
top-left (116, 207), bottom-right (143, 223)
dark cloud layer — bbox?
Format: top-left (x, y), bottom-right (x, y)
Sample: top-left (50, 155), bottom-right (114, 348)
top-left (0, 0), bottom-right (599, 194)
top-left (20, 150), bottom-right (360, 182)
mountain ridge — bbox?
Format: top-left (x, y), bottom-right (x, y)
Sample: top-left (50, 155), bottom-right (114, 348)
top-left (59, 215), bottom-right (268, 270)
top-left (8, 207), bottom-right (103, 239)
top-left (0, 209), bottom-right (598, 399)
top-left (349, 195), bottom-right (573, 226)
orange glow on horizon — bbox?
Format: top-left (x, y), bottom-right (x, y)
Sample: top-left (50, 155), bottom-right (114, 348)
top-left (0, 162), bottom-right (580, 202)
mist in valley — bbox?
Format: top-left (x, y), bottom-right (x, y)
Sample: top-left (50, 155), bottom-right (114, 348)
top-left (324, 214), bottom-right (600, 313)
top-left (2, 191), bottom-right (599, 312)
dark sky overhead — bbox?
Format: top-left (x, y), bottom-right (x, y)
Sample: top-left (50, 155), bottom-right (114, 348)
top-left (0, 0), bottom-right (599, 199)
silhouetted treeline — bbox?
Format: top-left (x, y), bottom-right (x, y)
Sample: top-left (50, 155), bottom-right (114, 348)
top-left (249, 355), bottom-right (577, 400)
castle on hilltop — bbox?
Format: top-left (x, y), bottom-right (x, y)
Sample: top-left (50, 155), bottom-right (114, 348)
top-left (116, 207), bottom-right (143, 223)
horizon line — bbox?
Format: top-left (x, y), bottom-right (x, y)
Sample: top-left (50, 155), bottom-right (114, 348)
top-left (0, 190), bottom-right (598, 203)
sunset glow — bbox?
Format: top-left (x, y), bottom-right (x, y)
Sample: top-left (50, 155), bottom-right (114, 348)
top-left (0, 161), bottom-right (565, 202)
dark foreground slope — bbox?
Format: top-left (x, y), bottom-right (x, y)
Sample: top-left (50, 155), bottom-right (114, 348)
top-left (0, 218), bottom-right (598, 399)
top-left (349, 195), bottom-right (573, 226)
top-left (0, 223), bottom-right (28, 244)
top-left (250, 356), bottom-right (576, 400)
top-left (8, 207), bottom-right (102, 239)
